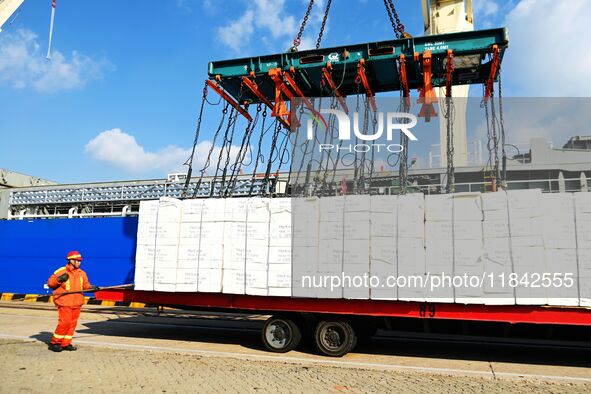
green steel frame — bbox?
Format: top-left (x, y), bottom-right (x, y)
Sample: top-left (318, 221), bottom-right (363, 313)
top-left (208, 28), bottom-right (508, 104)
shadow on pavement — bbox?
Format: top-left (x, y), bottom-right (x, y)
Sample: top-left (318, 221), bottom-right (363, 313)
top-left (30, 332), bottom-right (53, 345)
top-left (71, 314), bottom-right (591, 368)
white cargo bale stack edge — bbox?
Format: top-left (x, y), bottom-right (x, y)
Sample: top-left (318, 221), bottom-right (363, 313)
top-left (316, 196), bottom-right (344, 299)
top-left (342, 195), bottom-right (371, 300)
top-left (424, 194), bottom-right (454, 303)
top-left (507, 190), bottom-right (546, 305)
top-left (397, 193), bottom-right (426, 302)
top-left (245, 198), bottom-right (270, 296)
top-left (197, 199), bottom-right (225, 293)
top-left (481, 191), bottom-right (514, 305)
top-left (134, 200), bottom-right (159, 291)
top-left (292, 197), bottom-right (320, 298)
top-left (453, 193), bottom-right (485, 304)
top-left (268, 198), bottom-right (292, 297)
top-left (153, 198), bottom-right (182, 292)
top-left (176, 199), bottom-right (203, 292)
top-left (575, 192), bottom-right (591, 306)
top-left (370, 195), bottom-right (398, 301)
top-left (222, 198), bottom-right (248, 295)
top-left (222, 222), bottom-right (247, 294)
top-left (542, 193), bottom-right (578, 306)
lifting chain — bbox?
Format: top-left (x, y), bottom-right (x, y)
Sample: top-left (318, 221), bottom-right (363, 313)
top-left (383, 0), bottom-right (406, 39)
top-left (225, 104), bottom-right (262, 197)
top-left (397, 59), bottom-right (409, 194)
top-left (193, 104), bottom-right (230, 198)
top-left (498, 69), bottom-right (507, 187)
top-left (316, 0), bottom-right (332, 49)
top-left (248, 108), bottom-right (269, 196)
top-left (445, 95), bottom-right (455, 193)
top-left (292, 0), bottom-right (315, 51)
top-left (182, 82), bottom-right (208, 198)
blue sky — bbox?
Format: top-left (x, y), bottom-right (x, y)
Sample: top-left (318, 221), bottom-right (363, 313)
top-left (0, 0), bottom-right (589, 183)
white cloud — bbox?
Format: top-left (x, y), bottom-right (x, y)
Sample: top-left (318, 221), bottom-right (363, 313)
top-left (85, 128), bottom-right (246, 176)
top-left (217, 10), bottom-right (255, 52)
top-left (473, 0), bottom-right (499, 17)
top-left (502, 0), bottom-right (591, 96)
top-left (473, 99), bottom-right (591, 148)
top-left (176, 0), bottom-right (192, 12)
top-left (0, 29), bottom-right (111, 93)
top-left (217, 0), bottom-right (327, 52)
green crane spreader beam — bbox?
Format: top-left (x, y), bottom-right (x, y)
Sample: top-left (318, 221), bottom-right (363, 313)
top-left (207, 28), bottom-right (508, 105)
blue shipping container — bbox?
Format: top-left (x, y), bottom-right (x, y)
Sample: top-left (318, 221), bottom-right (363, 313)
top-left (0, 217), bottom-right (138, 294)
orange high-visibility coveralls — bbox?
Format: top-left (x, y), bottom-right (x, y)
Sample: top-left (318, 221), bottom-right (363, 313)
top-left (47, 265), bottom-right (92, 346)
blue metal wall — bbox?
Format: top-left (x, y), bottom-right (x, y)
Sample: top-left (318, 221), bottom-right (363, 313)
top-left (0, 217), bottom-right (138, 294)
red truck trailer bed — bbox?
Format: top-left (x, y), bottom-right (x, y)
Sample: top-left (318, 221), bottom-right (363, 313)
top-left (98, 290), bottom-right (591, 326)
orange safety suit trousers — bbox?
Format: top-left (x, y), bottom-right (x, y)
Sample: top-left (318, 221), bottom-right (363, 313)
top-left (51, 306), bottom-right (81, 346)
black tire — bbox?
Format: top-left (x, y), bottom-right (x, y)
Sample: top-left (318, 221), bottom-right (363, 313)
top-left (262, 316), bottom-right (302, 353)
top-left (314, 320), bottom-right (357, 357)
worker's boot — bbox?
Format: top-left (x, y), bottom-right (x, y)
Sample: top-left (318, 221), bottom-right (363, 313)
top-left (48, 343), bottom-right (62, 352)
top-left (62, 344), bottom-right (77, 351)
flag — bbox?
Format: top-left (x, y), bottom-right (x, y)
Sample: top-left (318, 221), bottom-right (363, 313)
top-left (46, 0), bottom-right (57, 60)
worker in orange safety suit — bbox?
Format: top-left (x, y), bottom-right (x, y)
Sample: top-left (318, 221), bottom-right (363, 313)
top-left (47, 251), bottom-right (96, 352)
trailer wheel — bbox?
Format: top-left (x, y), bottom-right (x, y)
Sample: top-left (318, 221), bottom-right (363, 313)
top-left (314, 320), bottom-right (357, 357)
top-left (262, 316), bottom-right (302, 353)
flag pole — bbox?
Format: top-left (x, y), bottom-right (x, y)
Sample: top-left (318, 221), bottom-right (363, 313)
top-left (46, 0), bottom-right (56, 60)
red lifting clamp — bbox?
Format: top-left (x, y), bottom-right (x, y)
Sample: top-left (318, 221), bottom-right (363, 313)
top-left (484, 45), bottom-right (500, 104)
top-left (269, 68), bottom-right (327, 130)
top-left (205, 79), bottom-right (252, 122)
top-left (398, 54), bottom-right (411, 109)
top-left (417, 51), bottom-right (437, 122)
top-left (355, 59), bottom-right (377, 112)
top-left (242, 72), bottom-right (274, 112)
top-left (268, 68), bottom-right (295, 128)
top-left (445, 49), bottom-right (454, 98)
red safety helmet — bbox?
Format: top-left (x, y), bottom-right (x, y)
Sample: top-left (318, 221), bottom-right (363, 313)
top-left (66, 251), bottom-right (83, 261)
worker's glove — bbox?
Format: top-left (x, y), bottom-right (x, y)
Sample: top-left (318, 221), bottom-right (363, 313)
top-left (57, 273), bottom-right (69, 283)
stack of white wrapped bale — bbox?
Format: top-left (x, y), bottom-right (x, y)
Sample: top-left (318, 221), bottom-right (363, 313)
top-left (575, 193), bottom-right (591, 306)
top-left (369, 195), bottom-right (398, 300)
top-left (453, 193), bottom-right (485, 304)
top-left (151, 198), bottom-right (182, 292)
top-left (343, 195), bottom-right (371, 300)
top-left (317, 196), bottom-right (344, 299)
top-left (481, 192), bottom-right (514, 304)
top-left (542, 193), bottom-right (578, 306)
top-left (507, 190), bottom-right (546, 304)
top-left (292, 197), bottom-right (320, 298)
top-left (134, 200), bottom-right (159, 290)
top-left (246, 198), bottom-right (270, 296)
top-left (221, 198), bottom-right (247, 294)
top-left (176, 199), bottom-right (203, 292)
top-left (424, 194), bottom-right (454, 302)
top-left (397, 194), bottom-right (426, 302)
top-left (197, 199), bottom-right (224, 292)
top-left (134, 191), bottom-right (589, 307)
top-left (268, 198), bottom-right (292, 296)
